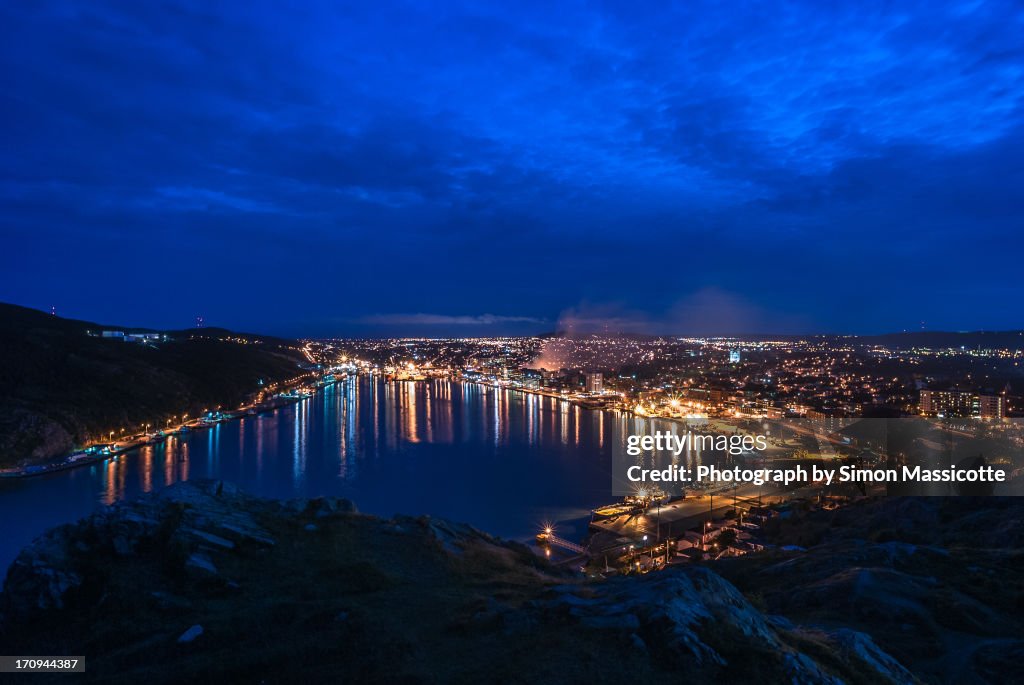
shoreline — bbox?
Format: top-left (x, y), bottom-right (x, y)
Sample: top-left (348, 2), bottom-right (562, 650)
top-left (0, 372), bottom-right (614, 482)
top-left (0, 380), bottom-right (329, 480)
top-left (0, 372), bottom-right (723, 482)
top-left (0, 372), bottom-right (747, 484)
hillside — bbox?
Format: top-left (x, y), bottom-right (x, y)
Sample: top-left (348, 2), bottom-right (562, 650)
top-left (854, 330), bottom-right (1024, 350)
top-left (0, 303), bottom-right (307, 468)
top-left (1, 481), bottom-right (924, 685)
top-left (714, 496), bottom-right (1024, 684)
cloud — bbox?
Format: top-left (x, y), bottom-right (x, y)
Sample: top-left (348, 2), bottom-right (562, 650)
top-left (665, 288), bottom-right (809, 335)
top-left (151, 186), bottom-right (283, 214)
top-left (356, 313), bottom-right (547, 326)
top-left (554, 289), bottom-right (812, 336)
top-left (555, 303), bottom-right (654, 336)
top-left (1, 1), bottom-right (1022, 333)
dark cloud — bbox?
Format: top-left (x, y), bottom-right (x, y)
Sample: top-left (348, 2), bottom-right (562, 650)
top-left (1, 1), bottom-right (1021, 335)
top-left (358, 313), bottom-right (546, 326)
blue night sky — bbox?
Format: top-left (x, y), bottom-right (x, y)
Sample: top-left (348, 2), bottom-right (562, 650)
top-left (1, 1), bottom-right (1022, 337)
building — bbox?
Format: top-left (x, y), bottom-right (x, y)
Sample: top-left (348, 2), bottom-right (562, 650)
top-left (585, 372), bottom-right (603, 394)
top-left (687, 387), bottom-right (725, 406)
top-left (919, 389), bottom-right (976, 417)
top-left (806, 408), bottom-right (848, 433)
top-left (125, 332), bottom-right (164, 343)
top-left (978, 394), bottom-right (1005, 420)
top-left (101, 330), bottom-right (125, 339)
top-left (920, 389), bottom-right (1004, 419)
top-left (728, 350), bottom-right (741, 364)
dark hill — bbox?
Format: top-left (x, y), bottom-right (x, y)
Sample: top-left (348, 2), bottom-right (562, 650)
top-left (0, 303), bottom-right (306, 468)
top-left (856, 330), bottom-right (1024, 349)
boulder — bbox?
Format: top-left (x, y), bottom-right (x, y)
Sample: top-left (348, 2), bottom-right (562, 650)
top-left (184, 552), bottom-right (218, 578)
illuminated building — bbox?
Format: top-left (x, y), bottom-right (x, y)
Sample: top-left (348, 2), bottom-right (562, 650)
top-left (978, 394), bottom-right (1005, 420)
top-left (919, 389), bottom-right (976, 417)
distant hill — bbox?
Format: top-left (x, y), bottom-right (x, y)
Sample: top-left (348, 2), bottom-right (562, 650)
top-left (854, 330), bottom-right (1024, 349)
top-left (0, 303), bottom-right (306, 467)
top-left (164, 326), bottom-right (296, 347)
top-left (539, 329), bottom-right (1024, 348)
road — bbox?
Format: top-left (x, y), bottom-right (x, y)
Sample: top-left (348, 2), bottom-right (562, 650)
top-left (590, 478), bottom-right (825, 545)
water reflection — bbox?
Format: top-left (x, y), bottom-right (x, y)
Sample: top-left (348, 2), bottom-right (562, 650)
top-left (140, 447), bottom-right (152, 494)
top-left (1, 376), bottom-right (622, 572)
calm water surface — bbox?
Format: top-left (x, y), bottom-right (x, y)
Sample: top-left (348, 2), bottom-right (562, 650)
top-left (1, 376), bottom-right (626, 572)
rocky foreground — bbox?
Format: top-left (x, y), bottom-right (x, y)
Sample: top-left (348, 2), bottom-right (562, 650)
top-left (714, 497), bottom-right (1024, 684)
top-left (0, 484), bottom-right (1017, 684)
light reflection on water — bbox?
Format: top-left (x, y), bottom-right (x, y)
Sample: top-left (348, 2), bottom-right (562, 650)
top-left (0, 376), bottom-right (625, 573)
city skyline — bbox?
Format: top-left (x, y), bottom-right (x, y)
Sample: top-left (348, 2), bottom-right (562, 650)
top-left (2, 1), bottom-right (1023, 337)
top-left (7, 300), bottom-right (1024, 341)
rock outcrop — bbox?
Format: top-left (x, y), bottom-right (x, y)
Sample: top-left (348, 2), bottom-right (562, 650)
top-left (715, 495), bottom-right (1024, 684)
top-left (0, 481), bottom-right (941, 685)
top-left (538, 568), bottom-right (915, 684)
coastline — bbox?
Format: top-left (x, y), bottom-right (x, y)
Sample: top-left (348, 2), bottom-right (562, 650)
top-left (0, 372), bottom-right (619, 483)
top-left (0, 372), bottom-right (720, 481)
top-left (0, 381), bottom-right (326, 480)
